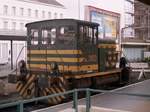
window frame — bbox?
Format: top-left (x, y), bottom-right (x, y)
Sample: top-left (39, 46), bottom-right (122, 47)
top-left (20, 7), bottom-right (24, 16)
top-left (35, 10), bottom-right (38, 18)
top-left (78, 25), bottom-right (97, 45)
top-left (41, 27), bottom-right (57, 45)
top-left (3, 5), bottom-right (8, 15)
top-left (3, 21), bottom-right (8, 29)
top-left (29, 29), bottom-right (39, 46)
top-left (48, 12), bottom-right (51, 19)
top-left (12, 6), bottom-right (16, 16)
top-left (42, 11), bottom-right (45, 18)
top-left (28, 8), bottom-right (31, 17)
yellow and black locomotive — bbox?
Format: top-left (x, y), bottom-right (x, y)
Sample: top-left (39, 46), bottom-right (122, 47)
top-left (9, 19), bottom-right (123, 104)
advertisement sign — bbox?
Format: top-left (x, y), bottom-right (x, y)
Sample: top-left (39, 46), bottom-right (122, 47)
top-left (85, 6), bottom-right (120, 40)
top-left (91, 11), bottom-right (104, 38)
top-left (104, 15), bottom-right (117, 38)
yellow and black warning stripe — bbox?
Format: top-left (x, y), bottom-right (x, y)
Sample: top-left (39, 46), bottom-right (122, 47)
top-left (16, 74), bottom-right (36, 99)
top-left (27, 64), bottom-right (98, 72)
top-left (41, 77), bottom-right (66, 104)
top-left (27, 50), bottom-right (82, 55)
top-left (16, 74), bottom-right (30, 92)
top-left (28, 57), bottom-right (85, 63)
top-left (27, 49), bottom-right (98, 73)
top-left (98, 44), bottom-right (116, 49)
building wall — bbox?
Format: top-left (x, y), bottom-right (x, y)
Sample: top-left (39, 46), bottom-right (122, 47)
top-left (123, 47), bottom-right (146, 62)
top-left (0, 0), bottom-right (126, 65)
top-left (134, 1), bottom-right (150, 40)
top-left (59, 0), bottom-right (125, 53)
top-left (123, 0), bottom-right (134, 38)
top-left (0, 0), bottom-right (65, 30)
top-left (0, 0), bottom-right (65, 65)
top-left (122, 0), bottom-right (150, 62)
top-left (0, 41), bottom-right (9, 64)
top-left (58, 0), bottom-right (125, 28)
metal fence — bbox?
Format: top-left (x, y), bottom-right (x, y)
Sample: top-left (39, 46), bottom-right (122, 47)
top-left (0, 88), bottom-right (150, 112)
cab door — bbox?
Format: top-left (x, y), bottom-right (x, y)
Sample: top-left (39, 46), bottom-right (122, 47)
top-left (78, 24), bottom-right (98, 72)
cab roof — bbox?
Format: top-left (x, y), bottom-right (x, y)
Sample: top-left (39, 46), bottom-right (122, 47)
top-left (26, 19), bottom-right (99, 28)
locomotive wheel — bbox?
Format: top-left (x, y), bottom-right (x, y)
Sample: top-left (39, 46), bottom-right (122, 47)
top-left (42, 76), bottom-right (66, 105)
top-left (16, 74), bottom-right (36, 99)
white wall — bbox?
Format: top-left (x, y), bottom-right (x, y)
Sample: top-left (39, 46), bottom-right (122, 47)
top-left (58, 0), bottom-right (125, 28)
top-left (0, 41), bottom-right (9, 64)
top-left (0, 0), bottom-right (65, 65)
top-left (12, 41), bottom-right (26, 66)
top-left (0, 0), bottom-right (125, 30)
top-left (0, 0), bottom-right (65, 30)
top-left (0, 0), bottom-right (126, 65)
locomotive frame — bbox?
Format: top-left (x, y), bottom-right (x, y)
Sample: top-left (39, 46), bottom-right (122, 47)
top-left (9, 19), bottom-right (122, 104)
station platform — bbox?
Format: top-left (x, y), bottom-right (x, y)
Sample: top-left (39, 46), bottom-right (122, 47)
top-left (33, 79), bottom-right (150, 112)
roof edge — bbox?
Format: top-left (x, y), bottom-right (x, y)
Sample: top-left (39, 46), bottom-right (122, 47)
top-left (17, 0), bottom-right (65, 8)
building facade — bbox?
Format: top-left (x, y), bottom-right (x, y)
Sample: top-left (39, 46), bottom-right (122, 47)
top-left (0, 0), bottom-right (127, 68)
top-left (59, 0), bottom-right (125, 27)
top-left (0, 0), bottom-right (65, 66)
top-left (122, 0), bottom-right (150, 62)
top-left (59, 0), bottom-right (125, 52)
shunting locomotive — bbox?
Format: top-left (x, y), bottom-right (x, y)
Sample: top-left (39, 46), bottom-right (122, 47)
top-left (9, 19), bottom-right (123, 104)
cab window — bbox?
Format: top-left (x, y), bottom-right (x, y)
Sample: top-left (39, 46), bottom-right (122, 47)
top-left (79, 25), bottom-right (96, 44)
top-left (41, 28), bottom-right (56, 45)
top-left (30, 29), bottom-right (38, 45)
top-left (58, 26), bottom-right (75, 45)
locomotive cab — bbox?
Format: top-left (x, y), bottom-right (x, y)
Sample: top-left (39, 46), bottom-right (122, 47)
top-left (26, 19), bottom-right (99, 75)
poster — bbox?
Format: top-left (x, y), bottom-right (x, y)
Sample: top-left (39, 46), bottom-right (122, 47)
top-left (91, 11), bottom-right (104, 38)
top-left (104, 15), bottom-right (117, 38)
top-left (86, 6), bottom-right (120, 39)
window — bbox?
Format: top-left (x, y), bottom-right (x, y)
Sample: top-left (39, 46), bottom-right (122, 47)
top-left (3, 21), bottom-right (8, 29)
top-left (48, 12), bottom-right (51, 19)
top-left (12, 6), bottom-right (16, 16)
top-left (12, 22), bottom-right (16, 30)
top-left (54, 13), bottom-right (57, 19)
top-left (35, 10), bottom-right (38, 18)
top-left (20, 23), bottom-right (24, 30)
top-left (30, 29), bottom-right (38, 45)
top-left (42, 11), bottom-right (45, 18)
top-left (42, 28), bottom-right (56, 45)
top-left (60, 13), bottom-right (63, 19)
top-left (42, 30), bottom-right (50, 45)
top-left (59, 26), bottom-right (75, 37)
top-left (20, 8), bottom-right (24, 16)
top-left (2, 43), bottom-right (8, 59)
top-left (3, 5), bottom-right (8, 15)
top-left (79, 26), bottom-right (97, 44)
top-left (28, 8), bottom-right (31, 17)
top-left (58, 26), bottom-right (75, 45)
top-left (50, 28), bottom-right (56, 44)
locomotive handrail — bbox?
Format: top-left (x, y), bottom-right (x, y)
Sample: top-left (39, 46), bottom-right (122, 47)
top-left (0, 88), bottom-right (150, 112)
top-left (15, 46), bottom-right (27, 75)
top-left (55, 49), bottom-right (65, 72)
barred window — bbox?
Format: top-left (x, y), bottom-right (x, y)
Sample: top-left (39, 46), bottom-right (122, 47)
top-left (3, 5), bottom-right (8, 15)
top-left (58, 26), bottom-right (75, 45)
top-left (30, 29), bottom-right (38, 45)
top-left (42, 28), bottom-right (56, 45)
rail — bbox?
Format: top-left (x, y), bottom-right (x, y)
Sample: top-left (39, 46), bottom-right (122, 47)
top-left (0, 88), bottom-right (150, 112)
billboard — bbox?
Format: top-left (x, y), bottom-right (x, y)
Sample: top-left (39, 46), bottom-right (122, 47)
top-left (85, 6), bottom-right (120, 40)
